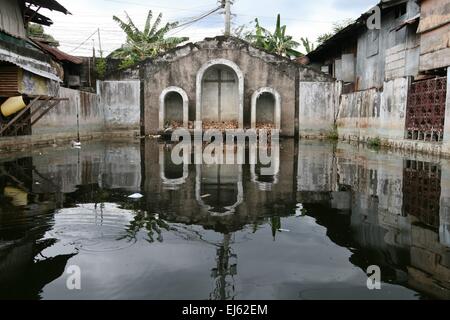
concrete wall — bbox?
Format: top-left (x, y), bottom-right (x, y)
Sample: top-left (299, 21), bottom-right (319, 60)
top-left (143, 37), bottom-right (329, 137)
top-left (337, 77), bottom-right (408, 142)
top-left (97, 80), bottom-right (140, 131)
top-left (26, 81), bottom-right (140, 147)
top-left (299, 81), bottom-right (340, 137)
top-left (32, 87), bottom-right (104, 139)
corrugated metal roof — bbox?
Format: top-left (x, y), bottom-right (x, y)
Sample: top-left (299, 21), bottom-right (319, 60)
top-left (25, 0), bottom-right (71, 15)
top-left (24, 8), bottom-right (54, 26)
top-left (32, 40), bottom-right (83, 64)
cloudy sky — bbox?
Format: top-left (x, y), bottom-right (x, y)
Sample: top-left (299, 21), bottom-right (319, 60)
top-left (39, 0), bottom-right (378, 56)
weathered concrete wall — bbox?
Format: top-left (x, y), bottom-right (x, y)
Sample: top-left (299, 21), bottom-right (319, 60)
top-left (97, 80), bottom-right (140, 131)
top-left (143, 37), bottom-right (329, 136)
top-left (337, 77), bottom-right (408, 142)
top-left (32, 87), bottom-right (104, 139)
top-left (299, 81), bottom-right (340, 138)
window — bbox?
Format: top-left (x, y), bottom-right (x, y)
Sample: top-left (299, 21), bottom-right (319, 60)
top-left (395, 3), bottom-right (407, 19)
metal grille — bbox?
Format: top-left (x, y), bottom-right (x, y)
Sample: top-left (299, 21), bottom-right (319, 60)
top-left (402, 160), bottom-right (441, 229)
top-left (406, 76), bottom-right (447, 142)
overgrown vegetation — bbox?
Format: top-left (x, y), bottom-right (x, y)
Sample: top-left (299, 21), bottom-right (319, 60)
top-left (27, 23), bottom-right (59, 46)
top-left (367, 137), bottom-right (382, 149)
top-left (96, 57), bottom-right (107, 79)
top-left (111, 10), bottom-right (189, 69)
top-left (234, 15), bottom-right (302, 58)
top-left (326, 125), bottom-right (339, 141)
top-left (316, 18), bottom-right (354, 45)
top-left (300, 37), bottom-right (315, 54)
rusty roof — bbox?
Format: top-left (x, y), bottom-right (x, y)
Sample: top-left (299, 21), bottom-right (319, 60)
top-left (25, 0), bottom-right (71, 15)
top-left (32, 40), bottom-right (83, 64)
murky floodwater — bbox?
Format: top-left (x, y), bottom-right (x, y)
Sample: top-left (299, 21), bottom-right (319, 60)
top-left (0, 138), bottom-right (449, 300)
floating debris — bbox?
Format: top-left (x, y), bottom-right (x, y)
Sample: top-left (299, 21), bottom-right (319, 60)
top-left (201, 194), bottom-right (211, 198)
top-left (278, 229), bottom-right (291, 233)
top-left (128, 193), bottom-right (143, 199)
top-left (71, 140), bottom-right (81, 148)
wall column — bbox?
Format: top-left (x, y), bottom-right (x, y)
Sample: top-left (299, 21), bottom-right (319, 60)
top-left (443, 68), bottom-right (450, 149)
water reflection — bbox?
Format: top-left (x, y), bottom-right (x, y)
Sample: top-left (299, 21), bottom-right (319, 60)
top-left (0, 139), bottom-right (449, 300)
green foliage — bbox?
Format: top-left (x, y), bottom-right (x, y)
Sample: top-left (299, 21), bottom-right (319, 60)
top-left (326, 125), bottom-right (339, 141)
top-left (243, 14), bottom-right (301, 58)
top-left (317, 33), bottom-right (334, 45)
top-left (367, 137), bottom-right (382, 149)
top-left (27, 23), bottom-right (59, 47)
top-left (96, 58), bottom-right (107, 79)
top-left (300, 37), bottom-right (315, 54)
top-left (111, 10), bottom-right (189, 69)
top-left (317, 18), bottom-right (354, 45)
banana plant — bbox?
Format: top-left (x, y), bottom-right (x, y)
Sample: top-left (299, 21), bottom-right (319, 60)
top-left (111, 10), bottom-right (189, 68)
top-left (248, 14), bottom-right (301, 58)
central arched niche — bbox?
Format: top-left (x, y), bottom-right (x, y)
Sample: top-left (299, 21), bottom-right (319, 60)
top-left (196, 59), bottom-right (244, 130)
top-left (196, 164), bottom-right (243, 216)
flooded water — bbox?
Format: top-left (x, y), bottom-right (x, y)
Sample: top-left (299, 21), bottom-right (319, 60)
top-left (0, 138), bottom-right (449, 300)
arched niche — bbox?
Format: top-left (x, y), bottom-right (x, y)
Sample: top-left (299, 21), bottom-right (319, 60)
top-left (249, 142), bottom-right (280, 191)
top-left (159, 86), bottom-right (189, 131)
top-left (196, 59), bottom-right (244, 130)
top-left (159, 144), bottom-right (188, 190)
top-left (251, 87), bottom-right (281, 130)
top-left (195, 164), bottom-right (243, 217)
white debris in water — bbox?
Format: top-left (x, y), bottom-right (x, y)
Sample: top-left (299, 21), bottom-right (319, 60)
top-left (71, 140), bottom-right (81, 147)
top-left (278, 229), bottom-right (290, 233)
top-left (128, 193), bottom-right (143, 199)
top-left (201, 194), bottom-right (211, 198)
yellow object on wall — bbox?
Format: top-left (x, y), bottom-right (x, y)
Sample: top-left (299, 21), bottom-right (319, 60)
top-left (4, 186), bottom-right (28, 207)
top-left (1, 96), bottom-right (27, 117)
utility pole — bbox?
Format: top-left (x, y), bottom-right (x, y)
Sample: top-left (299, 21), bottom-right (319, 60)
top-left (224, 0), bottom-right (231, 36)
top-left (97, 28), bottom-right (103, 58)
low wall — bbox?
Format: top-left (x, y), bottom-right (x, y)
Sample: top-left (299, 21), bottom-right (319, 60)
top-left (298, 81), bottom-right (340, 138)
top-left (32, 87), bottom-right (104, 139)
top-left (97, 80), bottom-right (141, 131)
top-left (0, 81), bottom-right (141, 151)
top-left (337, 77), bottom-right (408, 142)
top-left (336, 74), bottom-right (450, 157)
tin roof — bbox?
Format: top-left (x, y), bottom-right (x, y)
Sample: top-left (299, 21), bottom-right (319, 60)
top-left (25, 0), bottom-right (71, 15)
top-left (32, 40), bottom-right (83, 64)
